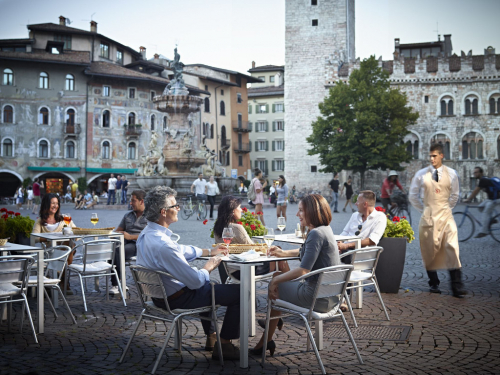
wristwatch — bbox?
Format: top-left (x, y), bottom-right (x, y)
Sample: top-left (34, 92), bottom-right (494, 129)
top-left (208, 248), bottom-right (212, 256)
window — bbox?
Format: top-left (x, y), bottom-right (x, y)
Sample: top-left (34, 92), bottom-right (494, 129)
top-left (440, 96), bottom-right (454, 116)
top-left (204, 97), bottom-right (210, 112)
top-left (66, 141), bottom-right (75, 158)
top-left (66, 109), bottom-right (75, 126)
top-left (274, 140), bottom-right (284, 151)
top-left (100, 42), bottom-right (110, 59)
top-left (116, 50), bottom-right (123, 65)
top-left (205, 85), bottom-right (208, 91)
top-left (220, 101), bottom-right (225, 115)
top-left (129, 88), bottom-right (135, 99)
top-left (150, 91), bottom-right (156, 101)
top-left (257, 160), bottom-right (266, 173)
top-left (275, 120), bottom-right (284, 131)
top-left (221, 125), bottom-right (227, 146)
top-left (462, 132), bottom-right (484, 160)
top-left (311, 0), bottom-right (318, 5)
top-left (238, 155), bottom-right (243, 167)
top-left (275, 159), bottom-right (284, 171)
top-left (39, 107), bottom-right (49, 125)
top-left (151, 114), bottom-right (155, 131)
top-left (311, 165), bottom-right (318, 172)
top-left (3, 105), bottom-right (13, 123)
top-left (102, 110), bottom-right (110, 128)
top-left (54, 34), bottom-right (72, 50)
top-left (128, 142), bottom-right (136, 159)
top-left (489, 95), bottom-right (500, 114)
top-left (2, 138), bottom-right (13, 157)
top-left (424, 95), bottom-right (429, 103)
top-left (38, 140), bottom-right (49, 158)
top-left (274, 103), bottom-right (284, 113)
top-left (431, 134), bottom-right (451, 159)
top-left (312, 19), bottom-right (318, 26)
top-left (257, 140), bottom-right (267, 151)
top-left (103, 86), bottom-right (110, 97)
top-left (258, 76), bottom-right (265, 82)
top-left (210, 124), bottom-right (214, 139)
top-left (3, 68), bottom-right (13, 85)
top-left (221, 89), bottom-right (224, 95)
top-left (102, 141), bottom-right (110, 159)
top-left (237, 113), bottom-right (243, 127)
top-left (39, 72), bottom-right (49, 89)
top-left (404, 133), bottom-right (419, 159)
top-left (237, 93), bottom-right (242, 103)
top-left (464, 95), bottom-right (479, 115)
top-left (65, 74), bottom-right (75, 91)
top-left (270, 76), bottom-right (275, 83)
top-left (255, 121), bottom-right (267, 132)
top-left (163, 116), bottom-right (167, 130)
top-left (128, 112), bottom-right (135, 125)
top-left (256, 104), bottom-right (268, 113)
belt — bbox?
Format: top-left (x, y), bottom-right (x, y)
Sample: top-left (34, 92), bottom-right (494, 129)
top-left (167, 286), bottom-right (188, 302)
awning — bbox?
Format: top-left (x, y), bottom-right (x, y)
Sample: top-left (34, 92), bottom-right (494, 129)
top-left (86, 168), bottom-right (137, 174)
top-left (28, 167), bottom-right (80, 172)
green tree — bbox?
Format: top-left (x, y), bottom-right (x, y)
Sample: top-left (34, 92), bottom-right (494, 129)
top-left (77, 177), bottom-right (88, 194)
top-left (307, 56), bottom-right (419, 188)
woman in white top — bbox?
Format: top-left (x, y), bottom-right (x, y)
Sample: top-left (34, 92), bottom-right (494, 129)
top-left (205, 175), bottom-right (219, 220)
top-left (26, 185), bottom-right (34, 211)
top-left (16, 185), bottom-right (24, 210)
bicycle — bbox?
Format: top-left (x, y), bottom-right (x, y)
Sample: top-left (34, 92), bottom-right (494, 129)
top-left (386, 192), bottom-right (412, 225)
top-left (180, 194), bottom-right (207, 220)
top-left (453, 204), bottom-right (500, 243)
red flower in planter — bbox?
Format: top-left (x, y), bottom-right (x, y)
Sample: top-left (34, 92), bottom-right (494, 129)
top-left (203, 219), bottom-right (208, 225)
top-left (251, 212), bottom-right (255, 215)
top-left (0, 208), bottom-right (7, 213)
top-left (402, 216), bottom-right (407, 220)
top-left (1, 213), bottom-right (8, 220)
top-left (245, 223), bottom-right (249, 226)
top-left (257, 211), bottom-right (264, 216)
top-left (392, 216), bottom-right (400, 222)
top-left (237, 221), bottom-right (243, 225)
top-left (242, 207), bottom-right (248, 212)
top-left (375, 206), bottom-right (386, 212)
top-left (7, 211), bottom-right (14, 215)
top-left (14, 213), bottom-right (21, 216)
top-left (250, 224), bottom-right (256, 231)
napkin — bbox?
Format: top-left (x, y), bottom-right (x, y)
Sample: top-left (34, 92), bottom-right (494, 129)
top-left (228, 250), bottom-right (261, 262)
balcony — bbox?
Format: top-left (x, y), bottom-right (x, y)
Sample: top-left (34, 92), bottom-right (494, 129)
top-left (233, 142), bottom-right (251, 153)
top-left (124, 124), bottom-right (143, 138)
top-left (64, 123), bottom-right (81, 137)
top-left (232, 121), bottom-right (252, 132)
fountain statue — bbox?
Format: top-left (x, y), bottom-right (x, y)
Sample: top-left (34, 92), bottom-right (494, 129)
top-left (135, 47), bottom-right (230, 194)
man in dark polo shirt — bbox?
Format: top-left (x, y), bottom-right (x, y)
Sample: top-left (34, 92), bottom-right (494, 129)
top-left (328, 173), bottom-right (340, 213)
top-left (110, 189), bottom-right (147, 294)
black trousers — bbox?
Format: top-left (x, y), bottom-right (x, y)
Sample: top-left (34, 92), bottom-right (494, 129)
top-left (427, 269), bottom-right (464, 291)
top-left (112, 240), bottom-right (136, 286)
top-left (207, 195), bottom-right (216, 219)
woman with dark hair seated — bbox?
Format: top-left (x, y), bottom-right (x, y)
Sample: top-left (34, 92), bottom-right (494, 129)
top-left (250, 194), bottom-right (341, 356)
top-left (213, 195), bottom-right (289, 284)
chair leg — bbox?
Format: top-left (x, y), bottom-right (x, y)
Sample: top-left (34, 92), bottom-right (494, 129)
top-left (373, 278), bottom-right (390, 321)
top-left (119, 311), bottom-right (145, 363)
top-left (151, 318), bottom-right (177, 375)
top-left (344, 291), bottom-right (358, 328)
top-left (77, 274), bottom-right (88, 312)
top-left (22, 294), bottom-right (38, 344)
top-left (212, 308), bottom-right (224, 367)
top-left (113, 270), bottom-right (127, 307)
top-left (300, 314), bottom-right (326, 375)
top-left (20, 300), bottom-right (25, 333)
top-left (6, 301), bottom-right (12, 332)
top-left (54, 285), bottom-right (77, 325)
top-left (340, 313), bottom-right (363, 364)
top-left (44, 288), bottom-right (58, 318)
top-left (261, 300), bottom-right (272, 366)
top-left (106, 275), bottom-right (109, 302)
top-left (176, 318), bottom-right (182, 353)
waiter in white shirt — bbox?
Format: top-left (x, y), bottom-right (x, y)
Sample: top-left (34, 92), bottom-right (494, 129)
top-left (191, 172), bottom-right (207, 220)
top-left (409, 144), bottom-right (466, 298)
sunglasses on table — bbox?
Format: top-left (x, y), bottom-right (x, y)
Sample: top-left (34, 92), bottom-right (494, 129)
top-left (355, 225), bottom-right (362, 236)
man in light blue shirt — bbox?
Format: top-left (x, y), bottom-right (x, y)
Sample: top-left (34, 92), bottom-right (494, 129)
top-left (137, 186), bottom-right (240, 360)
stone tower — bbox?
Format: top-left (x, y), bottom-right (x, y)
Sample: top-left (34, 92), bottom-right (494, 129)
top-left (284, 0), bottom-right (355, 189)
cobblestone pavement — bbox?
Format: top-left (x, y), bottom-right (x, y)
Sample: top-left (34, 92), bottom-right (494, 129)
top-left (1, 201), bottom-right (499, 374)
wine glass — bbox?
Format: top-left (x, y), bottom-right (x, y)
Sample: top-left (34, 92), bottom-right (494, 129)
top-left (90, 213), bottom-right (99, 227)
top-left (63, 214), bottom-right (72, 226)
top-left (222, 227), bottom-right (234, 246)
top-left (277, 216), bottom-right (286, 236)
top-left (263, 227), bottom-right (275, 257)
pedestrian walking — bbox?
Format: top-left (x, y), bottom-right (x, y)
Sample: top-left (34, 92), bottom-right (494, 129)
top-left (107, 173), bottom-right (117, 205)
top-left (191, 173), bottom-right (207, 220)
top-left (341, 176), bottom-right (355, 212)
top-left (251, 168), bottom-right (267, 226)
top-left (115, 174), bottom-right (122, 204)
top-left (39, 179), bottom-right (45, 199)
top-left (16, 185), bottom-right (24, 210)
top-left (328, 173), bottom-right (340, 213)
top-left (121, 175), bottom-right (129, 204)
top-left (409, 144), bottom-right (466, 298)
top-left (32, 178), bottom-right (41, 214)
top-left (71, 180), bottom-right (78, 200)
top-left (275, 175), bottom-right (289, 221)
top-left (26, 185), bottom-right (34, 210)
top-left (205, 175), bottom-right (219, 220)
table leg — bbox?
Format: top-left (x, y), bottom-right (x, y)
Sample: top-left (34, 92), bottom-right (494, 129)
top-left (51, 240), bottom-right (59, 309)
top-left (249, 265), bottom-right (256, 337)
top-left (118, 234), bottom-right (126, 299)
top-left (37, 247), bottom-right (45, 334)
top-left (239, 265), bottom-right (250, 368)
top-left (314, 320), bottom-right (323, 350)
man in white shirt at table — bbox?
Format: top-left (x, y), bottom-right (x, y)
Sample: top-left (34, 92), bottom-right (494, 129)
top-left (136, 186), bottom-right (241, 360)
top-left (191, 173), bottom-right (207, 220)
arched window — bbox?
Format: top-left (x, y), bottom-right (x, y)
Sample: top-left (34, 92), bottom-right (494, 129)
top-left (2, 138), bottom-right (13, 157)
top-left (66, 140), bottom-right (75, 158)
top-left (39, 72), bottom-right (49, 89)
top-left (66, 109), bottom-right (75, 125)
top-left (489, 94), bottom-right (500, 115)
top-left (448, 101), bottom-right (454, 115)
top-left (404, 133), bottom-right (419, 159)
top-left (163, 116), bottom-right (167, 130)
top-left (151, 114), bottom-right (155, 131)
top-left (102, 110), bottom-right (110, 128)
top-left (204, 97), bottom-right (210, 112)
top-left (128, 112), bottom-right (135, 125)
top-left (440, 96), bottom-right (453, 116)
top-left (462, 132), bottom-right (484, 160)
top-left (39, 107), bottom-right (49, 125)
top-left (489, 97), bottom-right (496, 114)
top-left (464, 95), bottom-right (479, 115)
top-left (219, 151), bottom-right (222, 164)
top-left (102, 141), bottom-right (110, 159)
top-left (226, 151), bottom-right (230, 166)
top-left (202, 122), bottom-right (206, 136)
top-left (220, 100), bottom-right (225, 116)
top-left (127, 142), bottom-right (136, 159)
top-left (210, 124), bottom-right (214, 139)
top-left (3, 68), bottom-right (13, 86)
top-left (65, 74), bottom-right (75, 91)
top-left (431, 134), bottom-right (451, 159)
top-left (3, 105), bottom-right (13, 123)
top-left (221, 125), bottom-right (227, 146)
top-left (39, 140), bottom-right (49, 158)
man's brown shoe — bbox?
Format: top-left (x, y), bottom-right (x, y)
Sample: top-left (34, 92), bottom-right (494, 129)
top-left (212, 342), bottom-right (240, 360)
top-left (205, 333), bottom-right (216, 351)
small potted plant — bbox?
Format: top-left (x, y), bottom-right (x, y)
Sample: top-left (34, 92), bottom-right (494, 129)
top-left (0, 208), bottom-right (35, 245)
top-left (375, 206), bottom-right (415, 293)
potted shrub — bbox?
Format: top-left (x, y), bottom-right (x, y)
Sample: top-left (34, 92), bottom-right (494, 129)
top-left (206, 207), bottom-right (266, 238)
top-left (374, 207), bottom-right (415, 293)
top-left (0, 208), bottom-right (35, 245)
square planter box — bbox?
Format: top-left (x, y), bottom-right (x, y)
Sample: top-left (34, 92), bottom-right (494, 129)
top-left (375, 237), bottom-right (407, 293)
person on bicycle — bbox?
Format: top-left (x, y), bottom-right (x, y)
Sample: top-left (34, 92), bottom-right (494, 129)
top-left (463, 167), bottom-right (500, 238)
top-left (191, 173), bottom-right (207, 220)
top-left (380, 170), bottom-right (405, 213)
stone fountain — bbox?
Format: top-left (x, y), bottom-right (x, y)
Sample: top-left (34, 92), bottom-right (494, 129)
top-left (135, 48), bottom-right (233, 195)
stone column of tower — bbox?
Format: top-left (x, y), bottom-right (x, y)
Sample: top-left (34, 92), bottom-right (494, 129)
top-left (284, 0), bottom-right (355, 189)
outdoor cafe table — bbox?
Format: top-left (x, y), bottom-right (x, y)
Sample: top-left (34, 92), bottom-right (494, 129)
top-left (30, 232), bottom-right (127, 310)
top-left (0, 242), bottom-right (47, 334)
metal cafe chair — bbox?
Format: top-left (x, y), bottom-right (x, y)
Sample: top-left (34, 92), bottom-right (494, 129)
top-left (260, 264), bottom-right (363, 374)
top-left (120, 265), bottom-right (223, 374)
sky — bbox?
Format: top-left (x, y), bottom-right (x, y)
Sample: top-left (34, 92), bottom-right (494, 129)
top-left (0, 0), bottom-right (499, 74)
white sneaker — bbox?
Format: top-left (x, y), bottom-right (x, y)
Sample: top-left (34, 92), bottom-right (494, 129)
top-left (109, 285), bottom-right (129, 294)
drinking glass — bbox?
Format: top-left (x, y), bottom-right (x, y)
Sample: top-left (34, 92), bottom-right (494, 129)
top-left (263, 227), bottom-right (275, 256)
top-left (63, 214), bottom-right (72, 226)
top-left (277, 216), bottom-right (286, 235)
top-left (222, 227), bottom-right (234, 245)
top-left (90, 213), bottom-right (99, 227)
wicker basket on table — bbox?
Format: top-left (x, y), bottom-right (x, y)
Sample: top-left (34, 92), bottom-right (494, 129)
top-left (72, 227), bottom-right (115, 235)
top-left (212, 243), bottom-right (267, 254)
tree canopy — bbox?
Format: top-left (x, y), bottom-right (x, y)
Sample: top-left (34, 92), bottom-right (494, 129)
top-left (307, 56), bottom-right (419, 188)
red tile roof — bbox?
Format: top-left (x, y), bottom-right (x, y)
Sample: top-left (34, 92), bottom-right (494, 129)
top-left (0, 48), bottom-right (90, 65)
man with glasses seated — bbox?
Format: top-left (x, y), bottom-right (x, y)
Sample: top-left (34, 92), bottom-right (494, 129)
top-left (136, 186), bottom-right (241, 360)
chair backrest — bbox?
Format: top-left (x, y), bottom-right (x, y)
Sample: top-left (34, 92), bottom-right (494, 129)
top-left (349, 246), bottom-right (383, 276)
top-left (0, 256), bottom-right (35, 295)
top-left (72, 239), bottom-right (120, 273)
top-left (171, 233), bottom-right (180, 243)
top-left (130, 265), bottom-right (173, 314)
top-left (314, 265), bottom-right (354, 301)
top-left (44, 245), bottom-right (72, 280)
